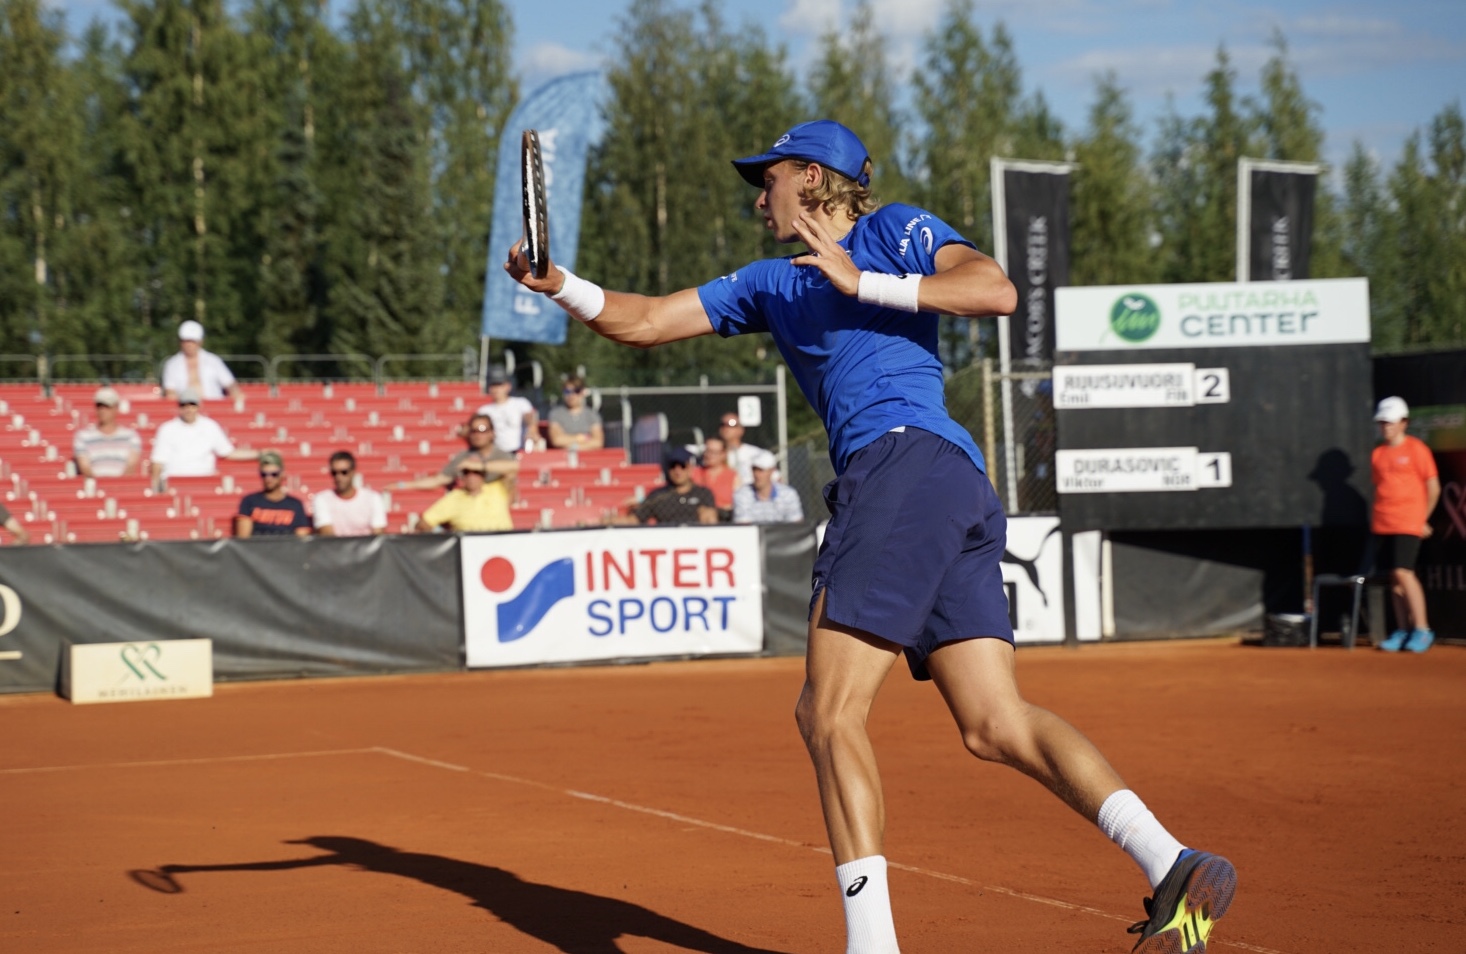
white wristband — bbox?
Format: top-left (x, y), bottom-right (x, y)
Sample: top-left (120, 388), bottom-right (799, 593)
top-left (856, 271), bottom-right (921, 313)
top-left (551, 267), bottom-right (606, 323)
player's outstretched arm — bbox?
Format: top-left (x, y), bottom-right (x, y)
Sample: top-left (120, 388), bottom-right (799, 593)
top-left (505, 242), bottom-right (714, 349)
top-left (789, 211), bottom-right (1017, 318)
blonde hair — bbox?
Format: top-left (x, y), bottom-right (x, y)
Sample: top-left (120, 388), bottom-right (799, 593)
top-left (791, 159), bottom-right (880, 219)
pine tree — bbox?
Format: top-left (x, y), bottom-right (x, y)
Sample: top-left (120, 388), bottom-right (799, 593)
top-left (0, 0), bottom-right (75, 360)
top-left (1070, 73), bottom-right (1156, 286)
top-left (116, 0), bottom-right (273, 357)
top-left (388, 0), bottom-right (516, 346)
top-left (573, 0), bottom-right (800, 386)
top-left (1151, 46), bottom-right (1258, 283)
top-left (322, 0), bottom-right (442, 370)
top-left (810, 0), bottom-right (911, 203)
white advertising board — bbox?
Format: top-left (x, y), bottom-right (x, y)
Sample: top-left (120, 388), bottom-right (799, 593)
top-left (62, 638), bottom-right (213, 704)
top-left (1056, 448), bottom-right (1234, 494)
top-left (462, 527), bottom-right (765, 668)
top-left (1002, 516), bottom-right (1067, 644)
top-left (1055, 277), bottom-right (1369, 351)
top-left (1054, 364), bottom-right (1231, 409)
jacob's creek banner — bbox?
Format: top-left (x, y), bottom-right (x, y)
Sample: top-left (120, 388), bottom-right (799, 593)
top-left (1055, 277), bottom-right (1369, 351)
top-left (462, 527), bottom-right (764, 668)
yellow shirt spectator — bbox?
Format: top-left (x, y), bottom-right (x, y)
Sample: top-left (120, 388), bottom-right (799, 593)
top-left (419, 463), bottom-right (513, 532)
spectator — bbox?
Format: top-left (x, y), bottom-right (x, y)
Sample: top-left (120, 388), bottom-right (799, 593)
top-left (1370, 396), bottom-right (1441, 652)
top-left (73, 387), bottom-right (142, 478)
top-left (610, 447), bottom-right (718, 526)
top-left (547, 376), bottom-right (604, 450)
top-left (476, 366), bottom-right (539, 453)
top-left (389, 413), bottom-right (519, 494)
top-left (0, 501), bottom-right (30, 546)
top-left (718, 413), bottom-right (767, 485)
top-left (312, 451), bottom-right (387, 537)
top-left (416, 456), bottom-right (513, 533)
top-left (235, 450), bottom-right (311, 537)
top-left (162, 320), bottom-right (243, 404)
top-left (150, 388), bottom-right (259, 488)
top-left (733, 450), bottom-right (804, 524)
top-left (694, 436), bottom-right (740, 522)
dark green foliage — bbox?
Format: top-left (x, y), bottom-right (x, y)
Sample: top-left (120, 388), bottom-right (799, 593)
top-left (0, 0), bottom-right (1462, 389)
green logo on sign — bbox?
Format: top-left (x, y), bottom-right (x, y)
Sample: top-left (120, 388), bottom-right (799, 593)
top-left (1110, 293), bottom-right (1161, 342)
top-left (120, 643), bottom-right (167, 681)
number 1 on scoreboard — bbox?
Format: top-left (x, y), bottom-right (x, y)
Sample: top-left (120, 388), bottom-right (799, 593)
top-left (1196, 452), bottom-right (1233, 488)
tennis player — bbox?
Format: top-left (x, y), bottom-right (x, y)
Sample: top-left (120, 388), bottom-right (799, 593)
top-left (506, 119), bottom-right (1235, 954)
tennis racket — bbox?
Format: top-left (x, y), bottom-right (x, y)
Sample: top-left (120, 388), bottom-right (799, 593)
top-left (521, 129), bottom-right (550, 280)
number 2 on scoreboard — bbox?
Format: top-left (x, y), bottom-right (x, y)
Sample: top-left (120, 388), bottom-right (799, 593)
top-left (1194, 368), bottom-right (1231, 404)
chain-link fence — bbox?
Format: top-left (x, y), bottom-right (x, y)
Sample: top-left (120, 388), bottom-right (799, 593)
top-left (780, 360), bottom-right (1057, 520)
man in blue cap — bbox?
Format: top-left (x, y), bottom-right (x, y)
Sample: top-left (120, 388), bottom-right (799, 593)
top-left (506, 120), bottom-right (1234, 954)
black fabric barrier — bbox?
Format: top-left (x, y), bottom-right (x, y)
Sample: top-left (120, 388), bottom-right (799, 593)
top-left (0, 535), bottom-right (462, 694)
top-left (759, 523), bottom-right (819, 656)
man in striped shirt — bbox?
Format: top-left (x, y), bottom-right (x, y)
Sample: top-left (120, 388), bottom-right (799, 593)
top-left (733, 450), bottom-right (804, 524)
top-left (73, 387), bottom-right (142, 478)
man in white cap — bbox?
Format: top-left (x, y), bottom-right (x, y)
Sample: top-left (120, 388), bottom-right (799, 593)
top-left (733, 449), bottom-right (804, 524)
top-left (150, 388), bottom-right (260, 488)
top-left (73, 387), bottom-right (143, 478)
top-left (162, 319), bottom-right (243, 403)
top-left (1370, 396), bottom-right (1441, 652)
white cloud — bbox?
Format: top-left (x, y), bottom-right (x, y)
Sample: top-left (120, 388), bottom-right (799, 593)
top-left (779, 0), bottom-right (843, 36)
top-left (1290, 15), bottom-right (1403, 40)
top-left (519, 41), bottom-right (604, 83)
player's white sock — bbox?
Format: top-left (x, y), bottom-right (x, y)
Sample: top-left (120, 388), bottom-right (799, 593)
top-left (835, 855), bottom-right (900, 954)
top-left (1097, 789), bottom-right (1186, 889)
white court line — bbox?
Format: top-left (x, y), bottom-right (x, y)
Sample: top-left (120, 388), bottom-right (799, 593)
top-left (368, 747), bottom-right (1288, 954)
top-left (0, 650), bottom-right (22, 661)
top-left (0, 748), bottom-right (376, 775)
top-left (4, 745), bottom-right (1286, 954)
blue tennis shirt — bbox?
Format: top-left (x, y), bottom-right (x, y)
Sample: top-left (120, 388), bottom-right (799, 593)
top-left (697, 203), bottom-right (986, 476)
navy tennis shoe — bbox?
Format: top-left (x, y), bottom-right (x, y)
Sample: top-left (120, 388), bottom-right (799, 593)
top-left (1127, 849), bottom-right (1236, 953)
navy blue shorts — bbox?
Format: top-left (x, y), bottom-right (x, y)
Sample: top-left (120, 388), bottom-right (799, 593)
top-left (811, 428), bottom-right (1014, 680)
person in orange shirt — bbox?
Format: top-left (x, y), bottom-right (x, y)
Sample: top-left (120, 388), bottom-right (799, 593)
top-left (1370, 397), bottom-right (1441, 652)
top-left (694, 436), bottom-right (741, 522)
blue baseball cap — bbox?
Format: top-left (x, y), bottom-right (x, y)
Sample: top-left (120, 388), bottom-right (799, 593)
top-left (732, 120), bottom-right (872, 189)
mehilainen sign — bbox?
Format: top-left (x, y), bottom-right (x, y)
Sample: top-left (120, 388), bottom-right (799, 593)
top-left (1055, 277), bottom-right (1369, 351)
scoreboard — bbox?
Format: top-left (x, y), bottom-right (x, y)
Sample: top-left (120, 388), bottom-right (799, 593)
top-left (1053, 278), bottom-right (1374, 532)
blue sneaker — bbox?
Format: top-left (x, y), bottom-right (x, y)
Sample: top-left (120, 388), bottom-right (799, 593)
top-left (1128, 849), bottom-right (1236, 953)
top-left (1377, 629), bottom-right (1409, 652)
top-left (1405, 629), bottom-right (1435, 653)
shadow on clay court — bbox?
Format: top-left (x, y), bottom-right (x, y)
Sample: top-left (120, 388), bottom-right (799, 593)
top-left (128, 835), bottom-right (795, 954)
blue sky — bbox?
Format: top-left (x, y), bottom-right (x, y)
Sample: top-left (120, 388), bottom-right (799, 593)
top-left (52, 0), bottom-right (1466, 175)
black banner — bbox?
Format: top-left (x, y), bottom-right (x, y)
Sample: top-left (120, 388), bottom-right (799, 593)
top-left (1004, 168), bottom-right (1071, 366)
top-left (0, 535), bottom-right (463, 694)
top-left (1248, 169), bottom-right (1316, 281)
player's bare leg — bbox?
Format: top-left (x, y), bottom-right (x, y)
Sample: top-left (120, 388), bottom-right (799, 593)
top-left (927, 636), bottom-right (1235, 952)
top-left (925, 635), bottom-right (1124, 817)
top-left (795, 589), bottom-right (902, 953)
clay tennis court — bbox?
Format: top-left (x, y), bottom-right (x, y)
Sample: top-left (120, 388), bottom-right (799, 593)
top-left (2, 638), bottom-right (1461, 953)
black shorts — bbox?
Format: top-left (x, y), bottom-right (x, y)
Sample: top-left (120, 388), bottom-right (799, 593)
top-left (1373, 534), bottom-right (1422, 573)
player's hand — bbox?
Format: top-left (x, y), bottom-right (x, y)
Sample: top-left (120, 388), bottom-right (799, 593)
top-left (789, 213), bottom-right (861, 296)
top-left (1423, 522), bottom-right (1433, 538)
top-left (504, 239), bottom-right (564, 295)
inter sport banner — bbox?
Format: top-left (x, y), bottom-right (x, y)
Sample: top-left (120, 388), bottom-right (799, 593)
top-left (481, 71), bottom-right (604, 345)
top-left (462, 526), bottom-right (765, 668)
top-left (1055, 277), bottom-right (1369, 352)
top-left (1003, 167), bottom-right (1071, 366)
top-left (1246, 165), bottom-right (1317, 282)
